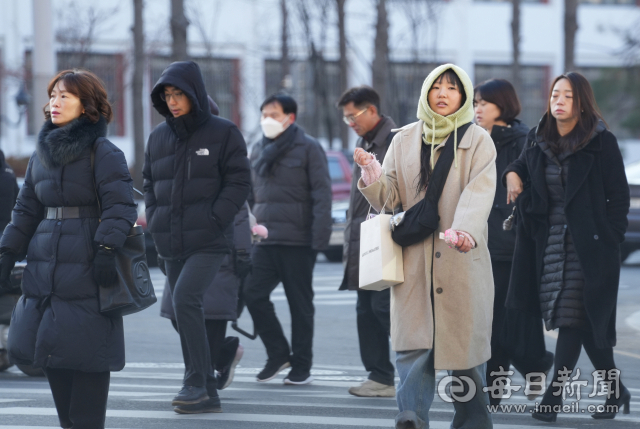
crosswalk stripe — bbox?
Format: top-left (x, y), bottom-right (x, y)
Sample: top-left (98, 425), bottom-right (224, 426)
top-left (0, 407), bottom-right (570, 428)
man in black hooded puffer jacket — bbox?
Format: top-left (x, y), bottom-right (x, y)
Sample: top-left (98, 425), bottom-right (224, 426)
top-left (143, 61), bottom-right (251, 413)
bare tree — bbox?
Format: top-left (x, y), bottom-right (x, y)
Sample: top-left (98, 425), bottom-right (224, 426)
top-left (280, 0), bottom-right (291, 90)
top-left (337, 0), bottom-right (349, 149)
top-left (564, 0), bottom-right (578, 72)
top-left (131, 0), bottom-right (145, 191)
top-left (55, 2), bottom-right (119, 67)
top-left (511, 0), bottom-right (522, 95)
top-left (372, 0), bottom-right (389, 114)
top-left (171, 0), bottom-right (189, 61)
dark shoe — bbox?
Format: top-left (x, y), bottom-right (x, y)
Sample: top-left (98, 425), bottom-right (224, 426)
top-left (217, 340), bottom-right (244, 390)
top-left (256, 359), bottom-right (290, 382)
top-left (532, 411), bottom-right (557, 422)
top-left (283, 368), bottom-right (313, 385)
top-left (171, 385), bottom-right (209, 406)
top-left (174, 395), bottom-right (222, 414)
top-left (395, 410), bottom-right (426, 429)
top-left (591, 386), bottom-right (631, 419)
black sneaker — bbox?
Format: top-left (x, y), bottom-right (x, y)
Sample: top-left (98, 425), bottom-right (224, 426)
top-left (283, 368), bottom-right (313, 385)
top-left (256, 359), bottom-right (291, 382)
top-left (171, 385), bottom-right (208, 406)
top-left (174, 395), bottom-right (222, 414)
top-left (217, 339), bottom-right (244, 390)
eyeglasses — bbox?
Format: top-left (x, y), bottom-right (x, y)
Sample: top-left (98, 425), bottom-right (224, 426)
top-left (160, 91), bottom-right (185, 102)
top-left (342, 107), bottom-right (368, 125)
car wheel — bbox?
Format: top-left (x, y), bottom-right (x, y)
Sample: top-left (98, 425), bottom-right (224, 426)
top-left (323, 248), bottom-right (343, 263)
top-left (16, 363), bottom-right (45, 377)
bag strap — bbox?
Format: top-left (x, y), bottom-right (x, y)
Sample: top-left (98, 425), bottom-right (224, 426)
top-left (423, 122), bottom-right (472, 209)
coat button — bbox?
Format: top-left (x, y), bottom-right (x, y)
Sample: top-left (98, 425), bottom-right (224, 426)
top-left (436, 287), bottom-right (443, 294)
top-left (57, 221), bottom-right (61, 225)
top-left (594, 235), bottom-right (599, 240)
top-left (435, 252), bottom-right (441, 258)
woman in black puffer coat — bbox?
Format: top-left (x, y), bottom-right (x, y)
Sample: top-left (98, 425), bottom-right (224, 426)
top-left (504, 72), bottom-right (631, 423)
top-left (0, 69), bottom-right (137, 429)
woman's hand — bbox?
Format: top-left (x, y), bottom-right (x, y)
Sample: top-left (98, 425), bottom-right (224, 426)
top-left (354, 148), bottom-right (373, 166)
top-left (506, 172), bottom-right (523, 204)
top-left (455, 234), bottom-right (473, 253)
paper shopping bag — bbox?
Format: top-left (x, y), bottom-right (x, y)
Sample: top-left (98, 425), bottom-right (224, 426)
top-left (359, 214), bottom-right (404, 291)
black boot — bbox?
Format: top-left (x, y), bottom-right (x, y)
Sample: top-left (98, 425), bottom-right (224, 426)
top-left (591, 386), bottom-right (631, 419)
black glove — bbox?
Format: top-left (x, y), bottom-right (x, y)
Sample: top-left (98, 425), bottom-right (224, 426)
top-left (0, 252), bottom-right (17, 291)
top-left (93, 248), bottom-right (119, 287)
top-left (234, 250), bottom-right (252, 280)
top-left (158, 257), bottom-right (166, 276)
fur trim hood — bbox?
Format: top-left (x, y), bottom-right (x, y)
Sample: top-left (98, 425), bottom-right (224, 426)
top-left (36, 116), bottom-right (108, 169)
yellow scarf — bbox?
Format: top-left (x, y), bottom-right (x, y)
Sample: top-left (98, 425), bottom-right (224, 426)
top-left (416, 64), bottom-right (475, 168)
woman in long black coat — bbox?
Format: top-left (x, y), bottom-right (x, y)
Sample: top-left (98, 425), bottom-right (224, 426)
top-left (504, 72), bottom-right (630, 422)
top-left (0, 70), bottom-right (137, 428)
top-left (473, 78), bottom-right (553, 406)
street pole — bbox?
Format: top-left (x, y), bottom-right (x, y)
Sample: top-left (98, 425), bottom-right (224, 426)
top-left (32, 0), bottom-right (56, 120)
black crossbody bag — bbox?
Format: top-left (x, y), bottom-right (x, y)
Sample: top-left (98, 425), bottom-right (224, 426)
top-left (390, 123), bottom-right (471, 247)
top-left (91, 141), bottom-right (157, 317)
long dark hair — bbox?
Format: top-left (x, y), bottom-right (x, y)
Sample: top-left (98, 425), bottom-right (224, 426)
top-left (539, 72), bottom-right (604, 154)
top-left (416, 69), bottom-right (466, 195)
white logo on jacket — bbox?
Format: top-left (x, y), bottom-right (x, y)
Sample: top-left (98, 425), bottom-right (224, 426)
top-left (196, 148), bottom-right (209, 156)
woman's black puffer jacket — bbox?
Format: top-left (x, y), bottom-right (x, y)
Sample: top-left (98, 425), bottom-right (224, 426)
top-left (0, 116), bottom-right (137, 372)
top-left (537, 140), bottom-right (589, 330)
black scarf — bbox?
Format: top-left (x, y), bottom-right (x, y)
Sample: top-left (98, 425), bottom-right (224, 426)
top-left (36, 115), bottom-right (108, 169)
top-left (253, 123), bottom-right (297, 177)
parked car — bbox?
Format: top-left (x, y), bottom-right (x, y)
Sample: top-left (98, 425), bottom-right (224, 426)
top-left (622, 161), bottom-right (640, 262)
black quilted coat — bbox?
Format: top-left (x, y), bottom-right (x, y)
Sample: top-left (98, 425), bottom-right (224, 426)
top-left (143, 61), bottom-right (251, 259)
top-left (0, 116), bottom-right (137, 372)
top-left (503, 119), bottom-right (629, 348)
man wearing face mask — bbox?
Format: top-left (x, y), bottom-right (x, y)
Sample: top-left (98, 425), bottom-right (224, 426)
top-left (244, 94), bottom-right (332, 385)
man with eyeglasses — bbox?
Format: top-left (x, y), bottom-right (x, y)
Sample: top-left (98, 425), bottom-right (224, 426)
top-left (143, 61), bottom-right (251, 414)
top-left (243, 94), bottom-right (332, 386)
top-left (336, 85), bottom-right (397, 398)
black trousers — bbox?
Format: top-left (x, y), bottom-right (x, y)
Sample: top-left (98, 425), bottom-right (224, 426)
top-left (166, 253), bottom-right (226, 388)
top-left (541, 327), bottom-right (622, 407)
top-left (356, 288), bottom-right (394, 386)
top-left (44, 368), bottom-right (110, 429)
top-left (244, 245), bottom-right (317, 372)
top-left (171, 319), bottom-right (228, 372)
top-left (488, 260), bottom-right (553, 405)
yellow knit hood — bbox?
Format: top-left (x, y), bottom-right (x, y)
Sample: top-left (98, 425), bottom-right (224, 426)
top-left (417, 63), bottom-right (475, 168)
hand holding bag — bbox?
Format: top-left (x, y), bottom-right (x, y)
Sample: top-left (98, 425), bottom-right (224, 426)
top-left (359, 197), bottom-right (404, 291)
top-left (91, 142), bottom-right (157, 317)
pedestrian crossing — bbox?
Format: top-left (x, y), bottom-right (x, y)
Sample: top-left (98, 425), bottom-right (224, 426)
top-left (2, 363), bottom-right (640, 429)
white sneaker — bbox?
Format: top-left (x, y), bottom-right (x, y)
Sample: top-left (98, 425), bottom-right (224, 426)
top-left (348, 379), bottom-right (395, 397)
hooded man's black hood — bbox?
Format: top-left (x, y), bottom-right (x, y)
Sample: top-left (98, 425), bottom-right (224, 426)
top-left (151, 61), bottom-right (212, 134)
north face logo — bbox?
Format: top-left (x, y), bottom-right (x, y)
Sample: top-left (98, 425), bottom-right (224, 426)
top-left (196, 148), bottom-right (209, 156)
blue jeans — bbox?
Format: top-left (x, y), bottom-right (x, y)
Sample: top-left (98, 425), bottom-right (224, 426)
top-left (396, 349), bottom-right (493, 429)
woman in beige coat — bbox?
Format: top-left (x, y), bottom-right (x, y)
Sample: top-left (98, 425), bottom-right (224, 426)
top-left (355, 64), bottom-right (496, 429)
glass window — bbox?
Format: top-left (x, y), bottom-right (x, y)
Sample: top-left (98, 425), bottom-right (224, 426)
top-left (264, 59), bottom-right (342, 143)
top-left (578, 66), bottom-right (640, 139)
top-left (150, 56), bottom-right (241, 129)
top-left (474, 64), bottom-right (550, 130)
top-left (387, 62), bottom-right (439, 127)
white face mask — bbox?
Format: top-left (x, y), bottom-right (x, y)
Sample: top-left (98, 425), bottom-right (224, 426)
top-left (260, 115), bottom-right (290, 139)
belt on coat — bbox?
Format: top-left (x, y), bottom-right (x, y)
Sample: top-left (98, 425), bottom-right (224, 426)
top-left (44, 206), bottom-right (100, 220)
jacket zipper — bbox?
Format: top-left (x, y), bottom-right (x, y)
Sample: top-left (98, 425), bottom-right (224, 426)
top-left (187, 156), bottom-right (192, 181)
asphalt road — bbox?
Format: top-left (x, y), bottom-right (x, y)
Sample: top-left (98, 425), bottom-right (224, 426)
top-left (1, 254), bottom-right (640, 428)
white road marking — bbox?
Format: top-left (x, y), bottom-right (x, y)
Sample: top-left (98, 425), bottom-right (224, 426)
top-left (0, 408), bottom-right (570, 428)
top-left (626, 310), bottom-right (640, 332)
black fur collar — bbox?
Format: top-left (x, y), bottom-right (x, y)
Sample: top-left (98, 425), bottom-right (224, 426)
top-left (36, 116), bottom-right (108, 169)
